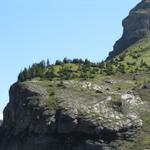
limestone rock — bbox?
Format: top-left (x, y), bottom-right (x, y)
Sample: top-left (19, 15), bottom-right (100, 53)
top-left (0, 80), bottom-right (145, 150)
top-left (107, 0), bottom-right (150, 60)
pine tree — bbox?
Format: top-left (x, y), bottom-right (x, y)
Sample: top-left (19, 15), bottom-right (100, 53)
top-left (46, 59), bottom-right (50, 66)
top-left (18, 71), bottom-right (25, 82)
top-left (23, 68), bottom-right (30, 80)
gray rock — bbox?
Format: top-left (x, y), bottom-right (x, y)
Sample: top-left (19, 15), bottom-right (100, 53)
top-left (143, 82), bottom-right (150, 89)
top-left (0, 120), bottom-right (2, 126)
top-left (0, 80), bottom-right (145, 150)
top-left (107, 0), bottom-right (150, 60)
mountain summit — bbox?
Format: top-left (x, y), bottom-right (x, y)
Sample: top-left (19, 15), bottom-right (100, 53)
top-left (107, 0), bottom-right (150, 60)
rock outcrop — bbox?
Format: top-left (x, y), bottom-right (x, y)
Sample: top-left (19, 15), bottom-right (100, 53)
top-left (143, 82), bottom-right (150, 89)
top-left (0, 80), bottom-right (145, 150)
top-left (107, 0), bottom-right (150, 60)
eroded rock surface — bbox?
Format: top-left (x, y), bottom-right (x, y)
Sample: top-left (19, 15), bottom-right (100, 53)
top-left (107, 0), bottom-right (150, 60)
top-left (0, 80), bottom-right (145, 150)
top-left (0, 121), bottom-right (2, 126)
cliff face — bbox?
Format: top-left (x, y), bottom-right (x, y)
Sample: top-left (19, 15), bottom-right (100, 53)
top-left (0, 79), bottom-right (146, 150)
top-left (0, 121), bottom-right (2, 126)
top-left (107, 0), bottom-right (150, 60)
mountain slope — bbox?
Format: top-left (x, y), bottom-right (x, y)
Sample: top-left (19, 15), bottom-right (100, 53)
top-left (105, 35), bottom-right (150, 74)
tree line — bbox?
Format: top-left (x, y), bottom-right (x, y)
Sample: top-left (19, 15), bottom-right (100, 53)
top-left (18, 56), bottom-right (150, 82)
top-left (18, 58), bottom-right (96, 82)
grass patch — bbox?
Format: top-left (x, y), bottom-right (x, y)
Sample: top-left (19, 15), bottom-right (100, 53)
top-left (47, 93), bottom-right (57, 110)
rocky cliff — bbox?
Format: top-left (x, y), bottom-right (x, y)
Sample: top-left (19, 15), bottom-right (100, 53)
top-left (0, 1), bottom-right (150, 150)
top-left (0, 78), bottom-right (148, 150)
top-left (107, 0), bottom-right (150, 60)
top-left (0, 121), bottom-right (2, 126)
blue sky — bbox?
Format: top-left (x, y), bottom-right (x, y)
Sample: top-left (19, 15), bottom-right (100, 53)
top-left (0, 0), bottom-right (140, 113)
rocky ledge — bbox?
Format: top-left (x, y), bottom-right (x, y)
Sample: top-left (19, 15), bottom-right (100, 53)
top-left (107, 0), bottom-right (150, 60)
top-left (0, 79), bottom-right (146, 150)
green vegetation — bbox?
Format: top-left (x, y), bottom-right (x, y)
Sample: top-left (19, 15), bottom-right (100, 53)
top-left (106, 36), bottom-right (150, 74)
top-left (18, 36), bottom-right (150, 83)
top-left (18, 58), bottom-right (102, 82)
top-left (47, 92), bottom-right (57, 110)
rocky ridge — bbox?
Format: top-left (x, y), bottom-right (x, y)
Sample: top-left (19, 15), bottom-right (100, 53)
top-left (107, 0), bottom-right (150, 60)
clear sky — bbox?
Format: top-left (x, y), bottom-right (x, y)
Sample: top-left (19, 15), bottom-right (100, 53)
top-left (0, 0), bottom-right (140, 113)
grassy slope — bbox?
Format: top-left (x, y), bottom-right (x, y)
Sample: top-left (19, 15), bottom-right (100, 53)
top-left (123, 36), bottom-right (150, 64)
top-left (101, 34), bottom-right (150, 86)
top-left (108, 35), bottom-right (150, 74)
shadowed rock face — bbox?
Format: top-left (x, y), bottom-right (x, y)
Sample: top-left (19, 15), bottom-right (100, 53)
top-left (0, 121), bottom-right (2, 126)
top-left (0, 80), bottom-right (144, 150)
top-left (107, 0), bottom-right (150, 60)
